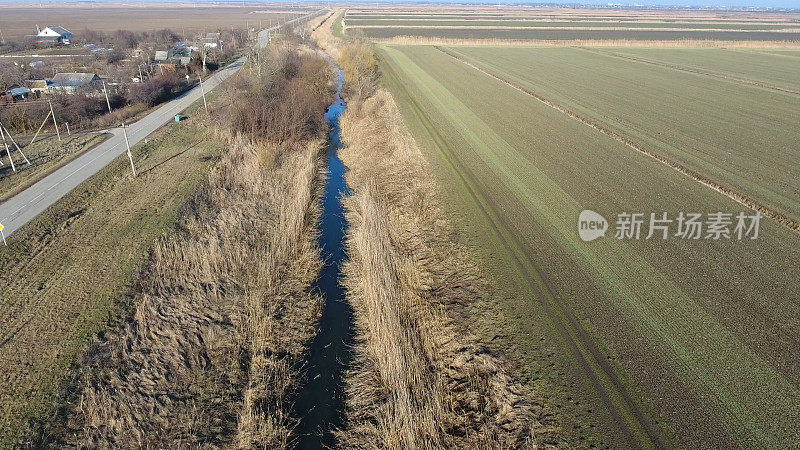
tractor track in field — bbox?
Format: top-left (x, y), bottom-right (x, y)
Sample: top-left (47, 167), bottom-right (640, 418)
top-left (435, 45), bottom-right (800, 238)
top-left (380, 54), bottom-right (672, 449)
top-left (577, 46), bottom-right (800, 96)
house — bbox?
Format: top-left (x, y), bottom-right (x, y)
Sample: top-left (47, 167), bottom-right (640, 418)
top-left (49, 73), bottom-right (103, 95)
top-left (27, 79), bottom-right (51, 96)
top-left (153, 46), bottom-right (193, 70)
top-left (36, 26), bottom-right (73, 45)
top-left (6, 87), bottom-right (30, 101)
top-left (202, 32), bottom-right (221, 49)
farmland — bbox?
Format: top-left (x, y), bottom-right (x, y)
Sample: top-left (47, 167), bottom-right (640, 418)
top-left (342, 7), bottom-right (800, 42)
top-left (378, 44), bottom-right (800, 448)
top-left (0, 5), bottom-right (312, 39)
top-left (357, 28), bottom-right (800, 41)
top-left (442, 46), bottom-right (800, 224)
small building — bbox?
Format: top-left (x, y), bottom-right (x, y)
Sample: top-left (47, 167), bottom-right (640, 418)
top-left (36, 26), bottom-right (73, 45)
top-left (27, 79), bottom-right (51, 96)
top-left (153, 46), bottom-right (193, 69)
top-left (6, 87), bottom-right (30, 101)
top-left (49, 72), bottom-right (103, 95)
top-left (202, 32), bottom-right (221, 49)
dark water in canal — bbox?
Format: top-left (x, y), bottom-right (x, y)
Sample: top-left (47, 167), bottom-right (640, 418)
top-left (294, 62), bottom-right (355, 449)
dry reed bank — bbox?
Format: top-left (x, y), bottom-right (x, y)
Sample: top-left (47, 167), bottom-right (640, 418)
top-left (333, 42), bottom-right (563, 447)
top-left (34, 42), bottom-right (336, 447)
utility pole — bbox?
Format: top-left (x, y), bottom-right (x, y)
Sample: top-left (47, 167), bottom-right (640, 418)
top-left (1, 126), bottom-right (16, 172)
top-left (199, 76), bottom-right (208, 114)
top-left (102, 80), bottom-right (112, 113)
top-left (0, 123), bottom-right (30, 165)
top-left (121, 123), bottom-right (136, 177)
top-left (65, 121), bottom-right (71, 136)
top-left (48, 100), bottom-right (61, 141)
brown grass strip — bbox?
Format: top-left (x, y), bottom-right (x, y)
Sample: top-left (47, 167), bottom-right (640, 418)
top-left (58, 132), bottom-right (325, 448)
top-left (436, 46), bottom-right (800, 236)
top-left (376, 36), bottom-right (800, 47)
top-left (350, 25), bottom-right (800, 32)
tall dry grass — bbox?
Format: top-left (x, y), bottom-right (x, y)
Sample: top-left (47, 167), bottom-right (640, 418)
top-left (59, 131), bottom-right (325, 448)
top-left (336, 87), bottom-right (560, 448)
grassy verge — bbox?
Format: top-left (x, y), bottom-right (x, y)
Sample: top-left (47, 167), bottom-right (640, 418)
top-left (0, 133), bottom-right (109, 203)
top-left (47, 135), bottom-right (326, 447)
top-left (332, 14), bottom-right (344, 37)
top-left (0, 99), bottom-right (221, 447)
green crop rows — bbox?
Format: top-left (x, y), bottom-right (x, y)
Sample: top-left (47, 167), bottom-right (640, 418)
top-left (378, 44), bottom-right (800, 448)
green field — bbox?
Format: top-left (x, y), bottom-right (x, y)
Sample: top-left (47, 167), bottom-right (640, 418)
top-left (596, 47), bottom-right (800, 92)
top-left (378, 44), bottom-right (800, 448)
top-left (443, 46), bottom-right (800, 223)
top-left (355, 27), bottom-right (800, 41)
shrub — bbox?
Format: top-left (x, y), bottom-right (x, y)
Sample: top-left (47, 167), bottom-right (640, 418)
top-left (229, 50), bottom-right (333, 144)
top-left (339, 43), bottom-right (377, 100)
top-left (126, 73), bottom-right (187, 107)
top-left (50, 94), bottom-right (108, 129)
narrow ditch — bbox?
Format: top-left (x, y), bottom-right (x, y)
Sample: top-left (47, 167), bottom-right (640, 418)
top-left (294, 60), bottom-right (355, 449)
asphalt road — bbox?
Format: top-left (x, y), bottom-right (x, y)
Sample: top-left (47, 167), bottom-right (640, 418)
top-left (0, 57), bottom-right (243, 238)
top-left (0, 9), bottom-right (324, 238)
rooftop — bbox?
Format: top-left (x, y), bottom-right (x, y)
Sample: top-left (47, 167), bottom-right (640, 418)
top-left (51, 72), bottom-right (100, 87)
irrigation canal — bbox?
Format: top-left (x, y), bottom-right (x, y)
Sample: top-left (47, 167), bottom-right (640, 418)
top-left (294, 60), bottom-right (355, 449)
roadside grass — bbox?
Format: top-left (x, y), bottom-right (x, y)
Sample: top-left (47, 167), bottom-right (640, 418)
top-left (0, 133), bottom-right (109, 203)
top-left (0, 97), bottom-right (220, 447)
top-left (377, 44), bottom-right (800, 448)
